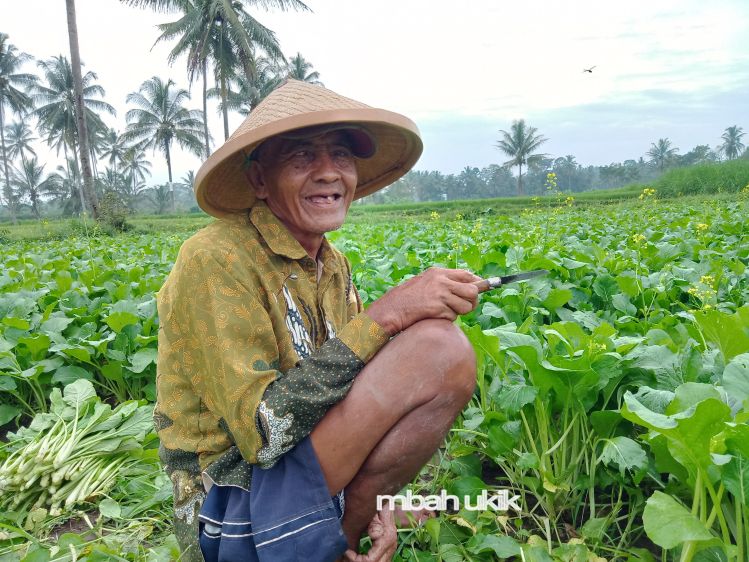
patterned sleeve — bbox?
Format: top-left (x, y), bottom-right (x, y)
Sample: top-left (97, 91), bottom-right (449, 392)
top-left (256, 313), bottom-right (389, 468)
top-left (256, 254), bottom-right (390, 469)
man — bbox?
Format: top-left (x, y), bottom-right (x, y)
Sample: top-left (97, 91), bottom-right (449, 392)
top-left (155, 79), bottom-right (479, 561)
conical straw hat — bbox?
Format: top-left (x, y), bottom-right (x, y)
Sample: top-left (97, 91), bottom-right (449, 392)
top-left (195, 79), bottom-right (423, 218)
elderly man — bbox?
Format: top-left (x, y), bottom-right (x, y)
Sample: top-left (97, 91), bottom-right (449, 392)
top-left (155, 79), bottom-right (479, 562)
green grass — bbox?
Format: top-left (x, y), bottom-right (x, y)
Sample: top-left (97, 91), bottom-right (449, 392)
top-left (654, 158), bottom-right (749, 196)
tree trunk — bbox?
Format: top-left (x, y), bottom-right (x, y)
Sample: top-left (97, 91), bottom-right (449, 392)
top-left (31, 191), bottom-right (40, 220)
top-left (202, 58), bottom-right (210, 157)
top-left (0, 108), bottom-right (18, 224)
top-left (165, 141), bottom-right (174, 214)
top-left (66, 0), bottom-right (99, 219)
top-left (517, 163), bottom-right (524, 196)
top-left (220, 71), bottom-right (229, 140)
top-left (72, 140), bottom-right (86, 213)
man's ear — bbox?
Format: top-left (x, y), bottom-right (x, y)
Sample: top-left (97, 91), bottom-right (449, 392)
top-left (244, 161), bottom-right (268, 199)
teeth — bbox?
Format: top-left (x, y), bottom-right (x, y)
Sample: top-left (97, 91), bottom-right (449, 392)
top-left (309, 195), bottom-right (338, 203)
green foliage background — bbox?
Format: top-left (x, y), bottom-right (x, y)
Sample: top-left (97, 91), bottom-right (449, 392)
top-left (1, 190), bottom-right (748, 560)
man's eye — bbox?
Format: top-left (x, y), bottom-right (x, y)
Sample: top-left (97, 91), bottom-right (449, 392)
top-left (332, 149), bottom-right (353, 159)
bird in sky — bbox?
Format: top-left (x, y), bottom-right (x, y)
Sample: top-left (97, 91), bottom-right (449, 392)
top-left (583, 66), bottom-right (597, 73)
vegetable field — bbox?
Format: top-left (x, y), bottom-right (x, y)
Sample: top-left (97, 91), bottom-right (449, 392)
top-left (1, 192), bottom-right (748, 561)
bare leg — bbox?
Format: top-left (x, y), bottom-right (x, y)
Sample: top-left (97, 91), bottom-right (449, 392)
top-left (310, 319), bottom-right (476, 551)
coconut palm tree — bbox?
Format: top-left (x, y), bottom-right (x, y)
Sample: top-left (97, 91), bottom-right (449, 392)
top-left (287, 53), bottom-right (321, 84)
top-left (5, 120), bottom-right (37, 167)
top-left (34, 55), bottom-right (114, 212)
top-left (147, 183), bottom-right (173, 214)
top-left (719, 126), bottom-right (745, 161)
top-left (123, 0), bottom-right (306, 143)
top-left (122, 146), bottom-right (152, 188)
top-left (12, 156), bottom-right (52, 219)
top-left (646, 138), bottom-right (679, 172)
top-left (99, 128), bottom-right (128, 172)
top-left (209, 57), bottom-right (282, 116)
top-left (0, 33), bottom-right (37, 223)
top-left (34, 57), bottom-right (114, 157)
top-left (123, 76), bottom-right (204, 212)
top-left (44, 158), bottom-right (82, 215)
top-left (496, 120), bottom-right (548, 196)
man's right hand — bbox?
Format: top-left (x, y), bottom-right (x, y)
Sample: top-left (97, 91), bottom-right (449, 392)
top-left (364, 267), bottom-right (481, 336)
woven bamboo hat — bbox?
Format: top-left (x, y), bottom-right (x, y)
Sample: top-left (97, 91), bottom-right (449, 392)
top-left (195, 79), bottom-right (423, 218)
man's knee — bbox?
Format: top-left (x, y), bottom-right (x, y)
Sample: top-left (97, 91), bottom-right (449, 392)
top-left (402, 319), bottom-right (477, 402)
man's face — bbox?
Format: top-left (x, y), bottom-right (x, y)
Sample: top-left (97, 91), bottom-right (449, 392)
top-left (248, 131), bottom-right (359, 255)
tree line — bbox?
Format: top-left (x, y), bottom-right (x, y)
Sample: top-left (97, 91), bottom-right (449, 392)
top-left (1, 0), bottom-right (747, 221)
top-left (362, 121), bottom-right (747, 205)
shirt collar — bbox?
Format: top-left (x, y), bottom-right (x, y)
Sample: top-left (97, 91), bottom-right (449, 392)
top-left (250, 200), bottom-right (332, 262)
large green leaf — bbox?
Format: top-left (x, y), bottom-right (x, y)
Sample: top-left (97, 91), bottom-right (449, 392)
top-left (62, 379), bottom-right (97, 409)
top-left (592, 274), bottom-right (618, 301)
top-left (51, 365), bottom-right (94, 385)
top-left (105, 311), bottom-right (140, 333)
top-left (723, 353), bottom-right (749, 409)
top-left (642, 492), bottom-right (713, 548)
top-left (695, 308), bottom-right (749, 362)
top-left (599, 436), bottom-right (648, 476)
top-left (466, 533), bottom-right (521, 558)
top-left (0, 404), bottom-right (21, 425)
top-left (129, 348), bottom-right (158, 373)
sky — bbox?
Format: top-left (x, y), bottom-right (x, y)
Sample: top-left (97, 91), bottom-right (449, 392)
top-left (3, 0), bottom-right (749, 185)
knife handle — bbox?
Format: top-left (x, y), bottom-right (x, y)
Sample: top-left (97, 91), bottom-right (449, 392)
top-left (473, 277), bottom-right (501, 293)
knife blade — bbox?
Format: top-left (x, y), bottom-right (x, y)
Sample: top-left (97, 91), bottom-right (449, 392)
top-left (473, 269), bottom-right (549, 293)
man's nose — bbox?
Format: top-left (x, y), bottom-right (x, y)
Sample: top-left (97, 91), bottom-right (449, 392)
top-left (311, 150), bottom-right (341, 181)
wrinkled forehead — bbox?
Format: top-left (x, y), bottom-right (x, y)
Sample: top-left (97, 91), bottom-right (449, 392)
top-left (251, 124), bottom-right (375, 164)
top-left (275, 130), bottom-right (352, 156)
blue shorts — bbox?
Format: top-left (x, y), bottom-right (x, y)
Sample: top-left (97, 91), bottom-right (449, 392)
top-left (198, 436), bottom-right (348, 561)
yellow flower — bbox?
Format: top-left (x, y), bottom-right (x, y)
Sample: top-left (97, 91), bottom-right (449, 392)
top-left (639, 187), bottom-right (657, 200)
top-left (455, 213), bottom-right (464, 221)
top-left (696, 223), bottom-right (709, 232)
top-left (699, 275), bottom-right (714, 286)
top-left (565, 196), bottom-right (574, 207)
top-left (430, 211), bottom-right (440, 221)
top-left (631, 233), bottom-right (646, 245)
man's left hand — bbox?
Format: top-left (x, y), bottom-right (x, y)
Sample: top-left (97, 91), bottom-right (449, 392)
top-left (343, 507), bottom-right (397, 562)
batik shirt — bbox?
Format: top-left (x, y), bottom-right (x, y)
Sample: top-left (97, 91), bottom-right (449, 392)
top-left (154, 201), bottom-right (389, 560)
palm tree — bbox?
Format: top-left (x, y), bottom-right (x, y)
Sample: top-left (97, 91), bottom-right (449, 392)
top-left (553, 155), bottom-right (578, 191)
top-left (209, 57), bottom-right (282, 116)
top-left (122, 147), bottom-right (152, 186)
top-left (44, 158), bottom-right (82, 215)
top-left (719, 126), bottom-right (745, 161)
top-left (121, 147), bottom-right (152, 211)
top-left (646, 138), bottom-right (679, 172)
top-left (123, 76), bottom-right (204, 212)
top-left (0, 33), bottom-right (37, 224)
top-left (147, 183), bottom-right (172, 214)
top-left (34, 56), bottom-right (114, 212)
top-left (5, 120), bottom-right (37, 166)
top-left (496, 119), bottom-right (548, 196)
top-left (99, 128), bottom-right (128, 172)
top-left (287, 53), bottom-right (321, 84)
top-left (123, 0), bottom-right (308, 141)
top-left (12, 157), bottom-right (52, 219)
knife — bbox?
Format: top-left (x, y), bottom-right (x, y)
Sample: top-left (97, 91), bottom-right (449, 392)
top-left (473, 269), bottom-right (549, 293)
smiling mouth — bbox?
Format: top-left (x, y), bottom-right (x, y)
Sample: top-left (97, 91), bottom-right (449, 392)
top-left (306, 194), bottom-right (342, 205)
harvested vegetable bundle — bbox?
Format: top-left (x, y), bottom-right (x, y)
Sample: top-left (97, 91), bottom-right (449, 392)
top-left (0, 379), bottom-right (153, 517)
